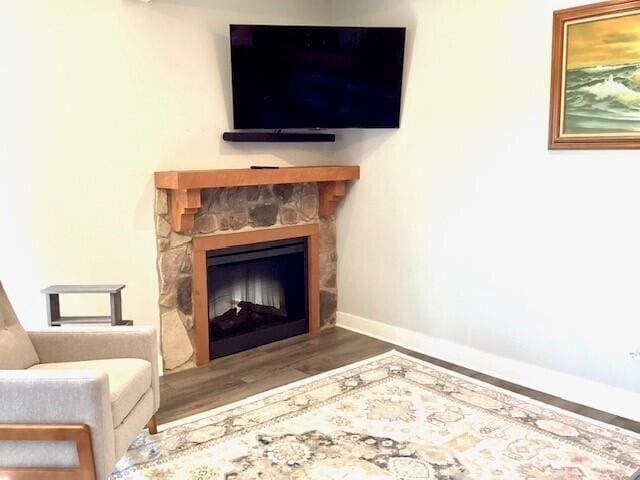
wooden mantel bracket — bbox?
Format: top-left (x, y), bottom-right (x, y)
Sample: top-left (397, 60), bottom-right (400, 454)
top-left (156, 166), bottom-right (360, 232)
top-left (170, 189), bottom-right (201, 232)
top-left (318, 181), bottom-right (347, 217)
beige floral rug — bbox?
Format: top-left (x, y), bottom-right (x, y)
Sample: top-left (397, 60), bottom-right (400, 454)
top-left (111, 351), bottom-right (640, 479)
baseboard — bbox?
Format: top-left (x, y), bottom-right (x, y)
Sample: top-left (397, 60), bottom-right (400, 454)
top-left (337, 311), bottom-right (640, 422)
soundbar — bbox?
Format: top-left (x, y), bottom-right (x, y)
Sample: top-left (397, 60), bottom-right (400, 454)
top-left (222, 132), bottom-right (336, 143)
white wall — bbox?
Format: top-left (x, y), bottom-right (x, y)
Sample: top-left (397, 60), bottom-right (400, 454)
top-left (0, 0), bottom-right (332, 334)
top-left (2, 0), bottom-right (639, 403)
top-left (332, 0), bottom-right (640, 395)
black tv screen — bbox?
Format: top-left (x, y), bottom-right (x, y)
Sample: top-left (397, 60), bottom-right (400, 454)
top-left (230, 25), bottom-right (406, 129)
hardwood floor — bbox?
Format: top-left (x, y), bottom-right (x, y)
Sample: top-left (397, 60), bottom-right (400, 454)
top-left (158, 327), bottom-right (640, 433)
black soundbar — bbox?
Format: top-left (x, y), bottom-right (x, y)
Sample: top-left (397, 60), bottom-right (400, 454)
top-left (222, 132), bottom-right (335, 143)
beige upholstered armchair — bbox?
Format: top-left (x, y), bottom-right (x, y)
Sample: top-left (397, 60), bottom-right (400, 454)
top-left (0, 282), bottom-right (160, 480)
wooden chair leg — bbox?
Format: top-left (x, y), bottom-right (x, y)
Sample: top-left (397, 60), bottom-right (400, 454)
top-left (147, 415), bottom-right (158, 435)
top-left (0, 423), bottom-right (96, 480)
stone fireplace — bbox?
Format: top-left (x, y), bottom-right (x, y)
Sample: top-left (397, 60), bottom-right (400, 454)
top-left (154, 167), bottom-right (358, 373)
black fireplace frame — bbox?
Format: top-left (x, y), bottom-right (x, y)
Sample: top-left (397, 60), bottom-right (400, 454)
top-left (206, 237), bottom-right (309, 359)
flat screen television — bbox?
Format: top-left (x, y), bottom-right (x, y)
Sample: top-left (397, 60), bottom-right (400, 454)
top-left (229, 25), bottom-right (406, 130)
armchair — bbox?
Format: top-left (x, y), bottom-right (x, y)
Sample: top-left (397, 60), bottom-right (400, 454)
top-left (0, 282), bottom-right (160, 480)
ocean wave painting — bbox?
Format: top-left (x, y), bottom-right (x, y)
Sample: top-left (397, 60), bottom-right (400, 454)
top-left (562, 11), bottom-right (640, 135)
top-left (565, 63), bottom-right (640, 133)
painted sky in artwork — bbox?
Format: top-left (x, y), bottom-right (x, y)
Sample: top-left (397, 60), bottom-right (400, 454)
top-left (567, 12), bottom-right (640, 69)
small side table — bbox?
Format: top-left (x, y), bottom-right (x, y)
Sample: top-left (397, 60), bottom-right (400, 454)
top-left (41, 284), bottom-right (132, 327)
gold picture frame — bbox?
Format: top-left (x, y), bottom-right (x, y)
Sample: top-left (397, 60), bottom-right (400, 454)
top-left (549, 0), bottom-right (640, 149)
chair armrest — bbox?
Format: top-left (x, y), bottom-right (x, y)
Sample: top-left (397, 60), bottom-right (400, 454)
top-left (0, 369), bottom-right (115, 476)
top-left (28, 326), bottom-right (160, 411)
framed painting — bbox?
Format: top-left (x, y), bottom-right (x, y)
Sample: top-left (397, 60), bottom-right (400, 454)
top-left (549, 0), bottom-right (640, 149)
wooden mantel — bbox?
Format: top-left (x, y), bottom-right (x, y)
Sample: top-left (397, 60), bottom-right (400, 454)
top-left (154, 166), bottom-right (360, 232)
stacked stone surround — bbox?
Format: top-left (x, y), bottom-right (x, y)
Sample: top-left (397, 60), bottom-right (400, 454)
top-left (155, 183), bottom-right (338, 373)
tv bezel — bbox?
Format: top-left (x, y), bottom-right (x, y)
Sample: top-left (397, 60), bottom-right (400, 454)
top-left (229, 24), bottom-right (406, 130)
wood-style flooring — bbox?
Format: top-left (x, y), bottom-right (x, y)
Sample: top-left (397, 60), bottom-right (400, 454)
top-left (158, 327), bottom-right (639, 433)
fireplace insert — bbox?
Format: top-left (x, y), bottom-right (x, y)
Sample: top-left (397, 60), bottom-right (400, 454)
top-left (207, 237), bottom-right (308, 359)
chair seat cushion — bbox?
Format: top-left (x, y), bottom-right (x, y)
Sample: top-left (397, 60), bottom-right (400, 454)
top-left (29, 358), bottom-right (151, 426)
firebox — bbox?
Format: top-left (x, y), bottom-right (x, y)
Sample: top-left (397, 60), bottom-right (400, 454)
top-left (207, 237), bottom-right (308, 359)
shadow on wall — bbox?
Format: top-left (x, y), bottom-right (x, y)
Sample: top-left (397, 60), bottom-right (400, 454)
top-left (213, 31), bottom-right (233, 131)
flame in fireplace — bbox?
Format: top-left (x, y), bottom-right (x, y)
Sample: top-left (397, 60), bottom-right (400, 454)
top-left (209, 261), bottom-right (285, 315)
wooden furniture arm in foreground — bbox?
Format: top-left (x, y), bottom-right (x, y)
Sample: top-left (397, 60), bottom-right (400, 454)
top-left (147, 416), bottom-right (158, 435)
top-left (0, 423), bottom-right (96, 480)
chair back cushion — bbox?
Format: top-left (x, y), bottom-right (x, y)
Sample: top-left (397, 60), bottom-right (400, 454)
top-left (0, 281), bottom-right (39, 369)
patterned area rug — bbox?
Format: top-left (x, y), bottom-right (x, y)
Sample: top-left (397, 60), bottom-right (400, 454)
top-left (111, 351), bottom-right (640, 479)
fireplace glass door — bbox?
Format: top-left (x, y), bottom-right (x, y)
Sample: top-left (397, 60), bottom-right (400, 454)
top-left (207, 237), bottom-right (308, 358)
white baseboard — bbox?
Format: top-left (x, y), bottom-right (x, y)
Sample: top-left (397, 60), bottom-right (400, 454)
top-left (337, 311), bottom-right (640, 422)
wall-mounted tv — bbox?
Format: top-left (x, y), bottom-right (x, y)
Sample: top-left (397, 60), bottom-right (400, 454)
top-left (230, 25), bottom-right (406, 130)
